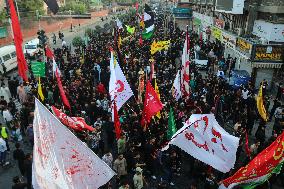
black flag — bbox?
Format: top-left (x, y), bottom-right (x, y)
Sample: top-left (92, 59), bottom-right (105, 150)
top-left (44, 0), bottom-right (59, 14)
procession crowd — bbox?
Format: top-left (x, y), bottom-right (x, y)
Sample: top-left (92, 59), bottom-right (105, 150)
top-left (0, 10), bottom-right (283, 189)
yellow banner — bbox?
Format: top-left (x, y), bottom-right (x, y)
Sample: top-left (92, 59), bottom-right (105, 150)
top-left (150, 40), bottom-right (170, 55)
top-left (212, 27), bottom-right (222, 41)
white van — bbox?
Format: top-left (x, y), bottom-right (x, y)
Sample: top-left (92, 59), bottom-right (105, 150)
top-left (0, 45), bottom-right (18, 73)
top-left (24, 38), bottom-right (40, 56)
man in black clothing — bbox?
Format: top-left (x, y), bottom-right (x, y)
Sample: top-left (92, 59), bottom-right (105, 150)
top-left (24, 153), bottom-right (32, 189)
top-left (13, 143), bottom-right (26, 176)
top-left (12, 176), bottom-right (27, 189)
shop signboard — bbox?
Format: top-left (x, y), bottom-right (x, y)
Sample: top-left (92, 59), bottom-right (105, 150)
top-left (214, 18), bottom-right (225, 29)
top-left (212, 27), bottom-right (222, 41)
top-left (252, 20), bottom-right (284, 43)
top-left (235, 37), bottom-right (253, 58)
top-left (221, 31), bottom-right (237, 49)
top-left (0, 27), bottom-right (7, 38)
top-left (252, 45), bottom-right (284, 62)
top-left (173, 8), bottom-right (192, 18)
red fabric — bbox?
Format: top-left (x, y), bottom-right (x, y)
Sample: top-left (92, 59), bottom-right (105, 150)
top-left (56, 71), bottom-right (71, 109)
top-left (113, 102), bottom-right (121, 139)
top-left (135, 2), bottom-right (139, 14)
top-left (97, 83), bottom-right (106, 94)
top-left (139, 35), bottom-right (143, 46)
top-left (221, 132), bottom-right (284, 187)
top-left (186, 28), bottom-right (190, 53)
top-left (8, 0), bottom-right (28, 81)
top-left (52, 106), bottom-right (94, 132)
top-left (45, 46), bottom-right (54, 59)
top-left (245, 130), bottom-right (251, 158)
top-left (141, 81), bottom-right (163, 127)
top-left (150, 61), bottom-right (154, 81)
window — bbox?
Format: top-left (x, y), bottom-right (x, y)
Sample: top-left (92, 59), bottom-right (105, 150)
top-left (25, 45), bottom-right (37, 49)
top-left (11, 51), bottom-right (16, 58)
top-left (3, 54), bottom-right (11, 62)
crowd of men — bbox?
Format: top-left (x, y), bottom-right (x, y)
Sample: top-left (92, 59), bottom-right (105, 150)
top-left (0, 9), bottom-right (283, 189)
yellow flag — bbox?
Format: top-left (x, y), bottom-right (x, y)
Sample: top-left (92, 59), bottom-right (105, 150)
top-left (118, 36), bottom-right (122, 49)
top-left (140, 20), bottom-right (145, 29)
top-left (38, 77), bottom-right (44, 101)
top-left (256, 84), bottom-right (268, 121)
top-left (155, 79), bottom-right (161, 119)
top-left (150, 40), bottom-right (170, 55)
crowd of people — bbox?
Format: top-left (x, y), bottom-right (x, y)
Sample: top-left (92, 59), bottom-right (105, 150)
top-left (0, 8), bottom-right (283, 189)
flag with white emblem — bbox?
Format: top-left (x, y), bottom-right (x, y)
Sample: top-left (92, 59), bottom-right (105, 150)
top-left (109, 51), bottom-right (134, 110)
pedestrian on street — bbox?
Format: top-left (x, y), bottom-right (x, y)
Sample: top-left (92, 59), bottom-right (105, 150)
top-left (13, 143), bottom-right (26, 176)
top-left (24, 153), bottom-right (32, 189)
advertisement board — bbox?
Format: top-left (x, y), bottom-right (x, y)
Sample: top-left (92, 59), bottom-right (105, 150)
top-left (215, 0), bottom-right (245, 14)
top-left (221, 31), bottom-right (237, 49)
top-left (236, 38), bottom-right (253, 57)
top-left (212, 27), bottom-right (222, 41)
top-left (252, 45), bottom-right (284, 62)
top-left (252, 20), bottom-right (284, 43)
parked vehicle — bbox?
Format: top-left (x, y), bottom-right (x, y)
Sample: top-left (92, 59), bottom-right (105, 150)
top-left (227, 70), bottom-right (251, 89)
top-left (24, 38), bottom-right (40, 57)
top-left (0, 45), bottom-right (17, 73)
top-left (194, 51), bottom-right (208, 69)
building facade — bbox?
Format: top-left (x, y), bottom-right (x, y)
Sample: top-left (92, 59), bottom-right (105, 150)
top-left (188, 0), bottom-right (284, 89)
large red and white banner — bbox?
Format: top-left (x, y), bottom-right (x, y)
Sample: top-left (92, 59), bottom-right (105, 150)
top-left (33, 99), bottom-right (115, 189)
top-left (163, 114), bottom-right (240, 173)
top-left (52, 106), bottom-right (94, 132)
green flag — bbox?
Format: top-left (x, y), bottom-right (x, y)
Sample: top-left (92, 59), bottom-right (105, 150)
top-left (126, 25), bottom-right (135, 34)
top-left (167, 107), bottom-right (177, 140)
top-left (31, 61), bottom-right (45, 77)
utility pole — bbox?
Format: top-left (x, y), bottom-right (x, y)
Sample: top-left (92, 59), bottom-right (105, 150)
top-left (14, 0), bottom-right (20, 20)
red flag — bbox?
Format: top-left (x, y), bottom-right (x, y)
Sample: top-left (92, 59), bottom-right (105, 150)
top-left (52, 106), bottom-right (94, 132)
top-left (245, 130), bottom-right (251, 158)
top-left (135, 2), bottom-right (139, 14)
top-left (186, 26), bottom-right (190, 53)
top-left (200, 32), bottom-right (203, 45)
top-left (141, 81), bottom-right (163, 127)
top-left (149, 60), bottom-right (154, 81)
top-left (45, 46), bottom-right (54, 59)
top-left (139, 35), bottom-right (143, 46)
top-left (55, 71), bottom-right (71, 109)
top-left (113, 102), bottom-right (121, 139)
top-left (220, 132), bottom-right (284, 189)
top-left (8, 0), bottom-right (28, 81)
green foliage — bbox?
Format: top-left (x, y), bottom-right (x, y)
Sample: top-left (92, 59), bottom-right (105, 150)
top-left (60, 1), bottom-right (87, 14)
top-left (85, 28), bottom-right (96, 37)
top-left (0, 9), bottom-right (7, 24)
top-left (72, 36), bottom-right (84, 47)
top-left (18, 0), bottom-right (44, 18)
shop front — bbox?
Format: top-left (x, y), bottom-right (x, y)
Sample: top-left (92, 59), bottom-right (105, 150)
top-left (251, 45), bottom-right (284, 89)
top-left (232, 37), bottom-right (254, 73)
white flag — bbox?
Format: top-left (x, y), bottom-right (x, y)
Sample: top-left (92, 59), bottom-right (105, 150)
top-left (172, 70), bottom-right (181, 101)
top-left (32, 99), bottom-right (115, 189)
top-left (109, 51), bottom-right (134, 110)
top-left (116, 18), bottom-right (123, 29)
top-left (163, 114), bottom-right (239, 173)
top-left (181, 39), bottom-right (190, 96)
top-left (52, 58), bottom-right (61, 77)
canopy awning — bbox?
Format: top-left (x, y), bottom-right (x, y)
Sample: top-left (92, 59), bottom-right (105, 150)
top-left (252, 62), bottom-right (283, 69)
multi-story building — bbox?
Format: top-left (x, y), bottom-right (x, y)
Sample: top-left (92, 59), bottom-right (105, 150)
top-left (189, 0), bottom-right (284, 89)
